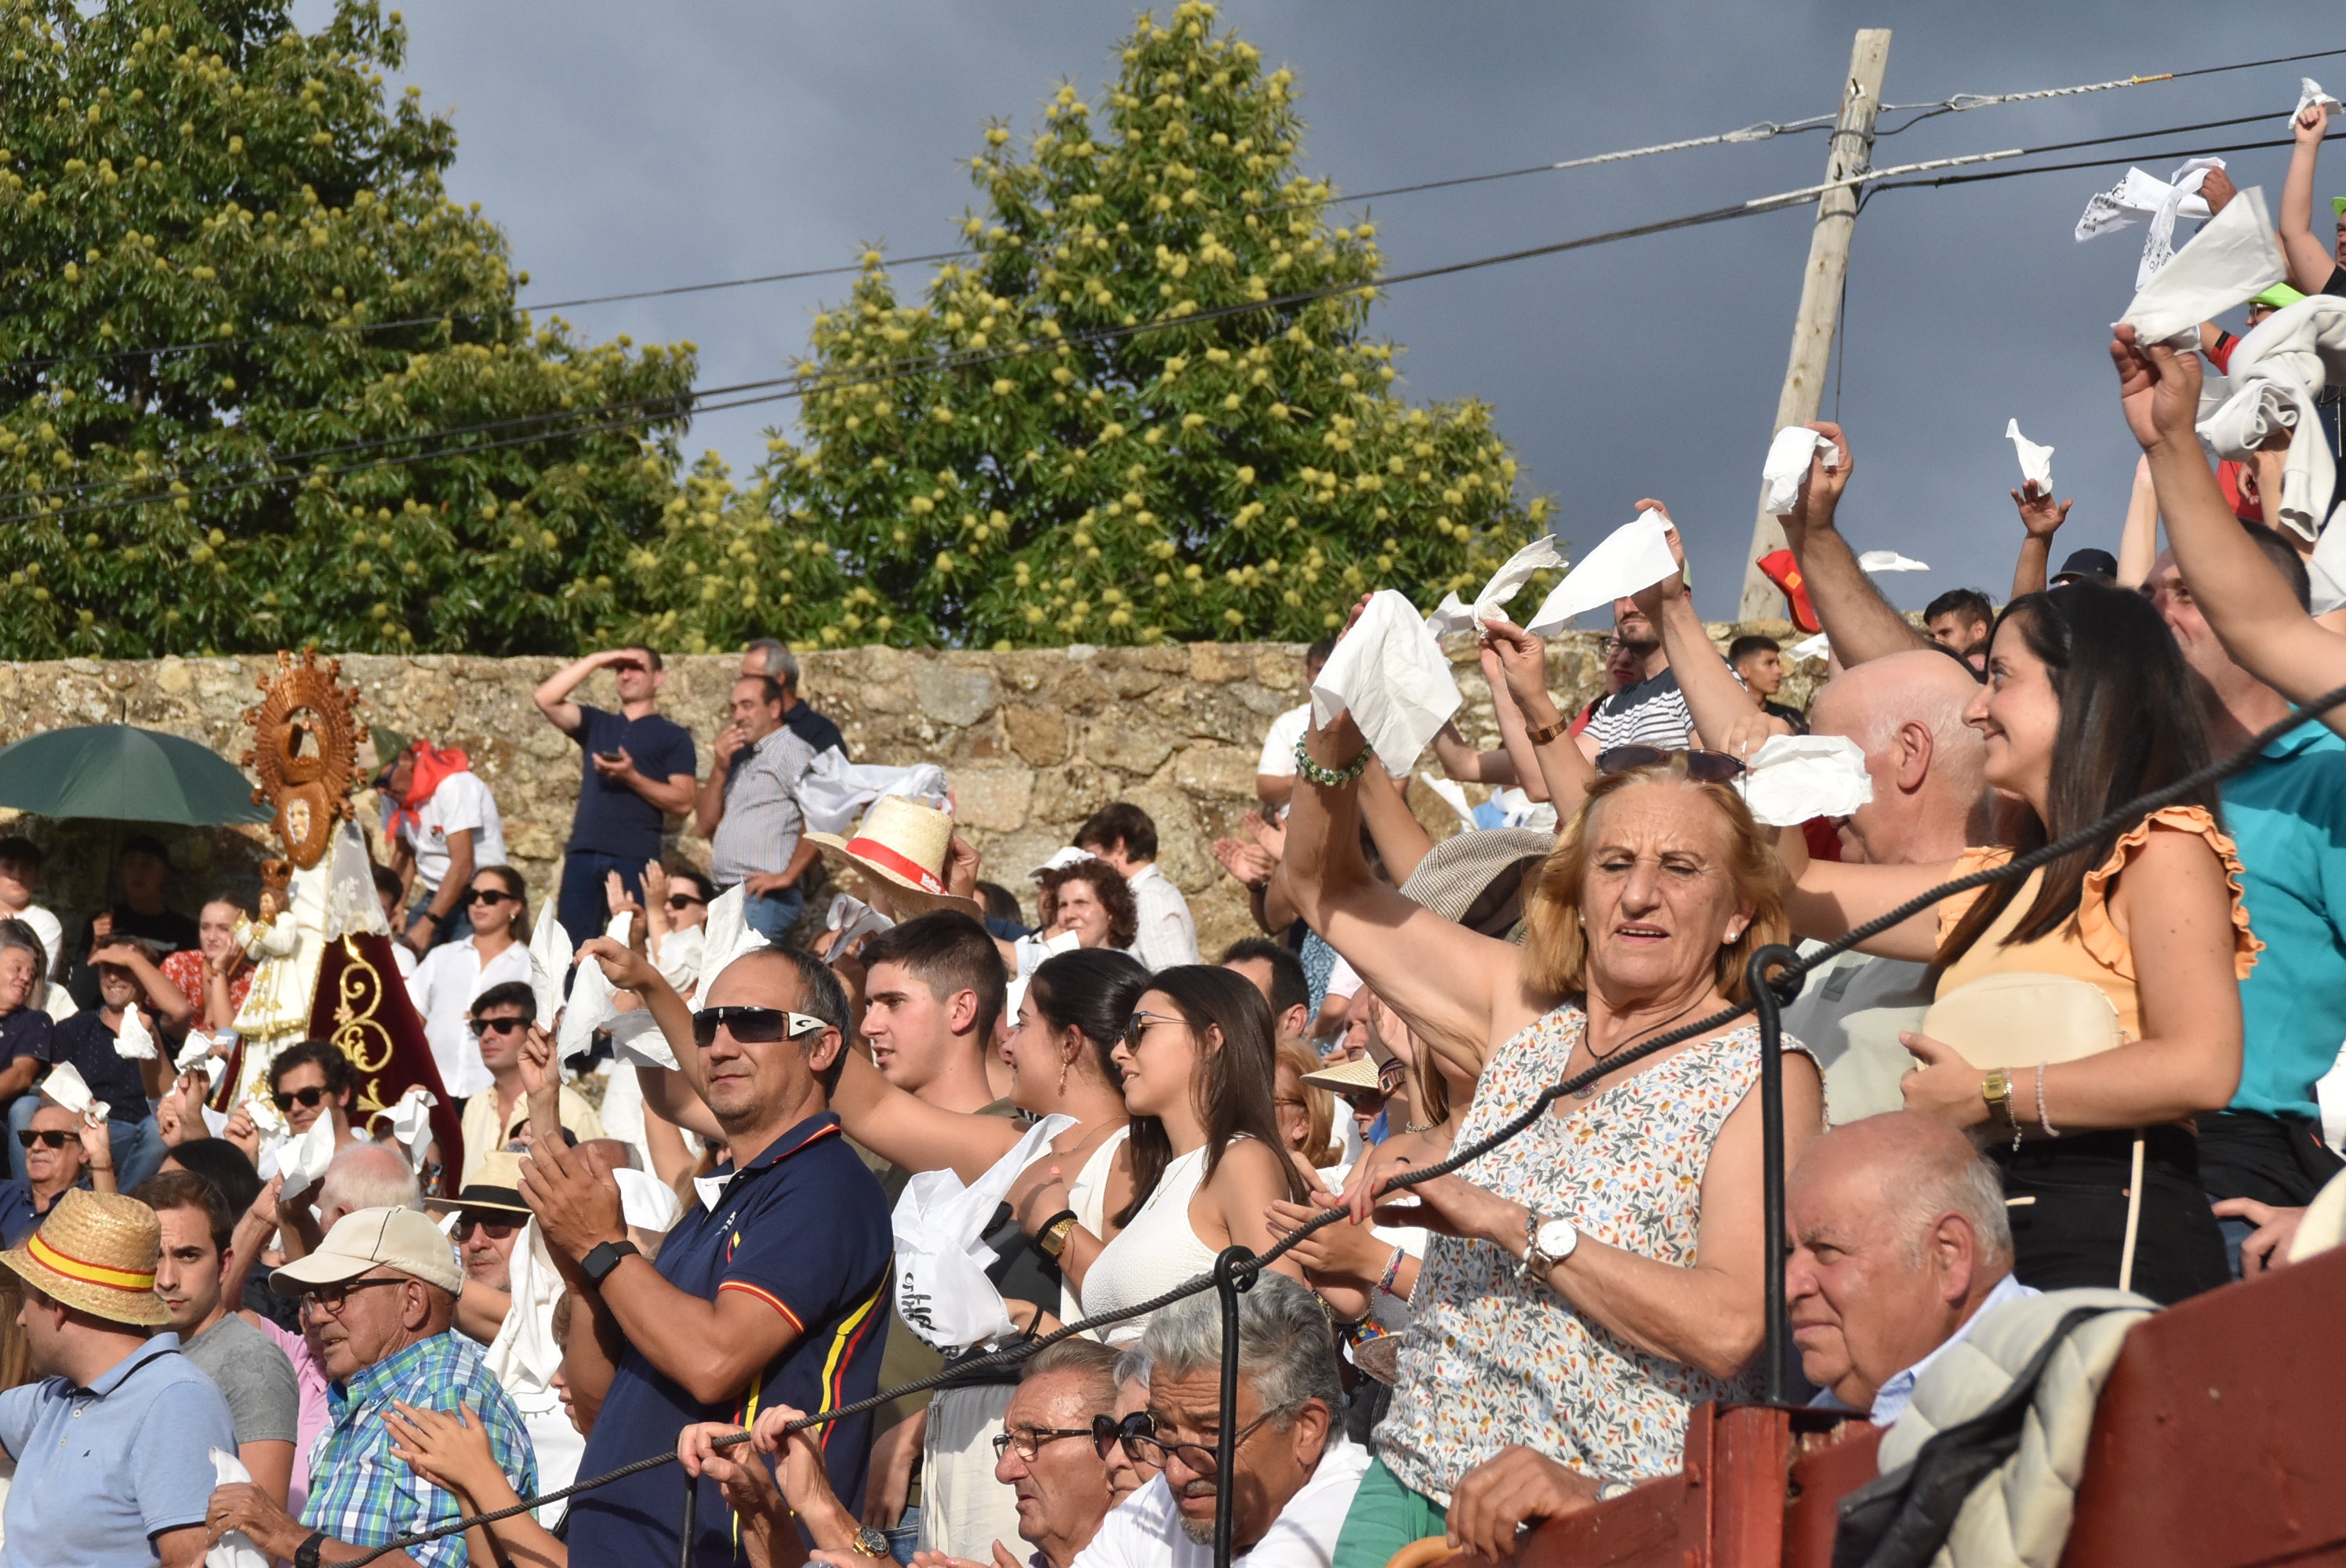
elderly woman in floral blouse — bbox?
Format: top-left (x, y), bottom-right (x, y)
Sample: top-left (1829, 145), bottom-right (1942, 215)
top-left (1279, 699), bottom-right (1825, 1568)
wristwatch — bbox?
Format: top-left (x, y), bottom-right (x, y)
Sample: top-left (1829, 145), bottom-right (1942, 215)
top-left (851, 1525), bottom-right (892, 1559)
top-left (1523, 715), bottom-right (1571, 747)
top-left (295, 1531), bottom-right (329, 1568)
top-left (1034, 1208), bottom-right (1080, 1258)
top-left (1981, 1069), bottom-right (2016, 1130)
top-left (580, 1239), bottom-right (640, 1287)
top-left (1520, 1210), bottom-right (1578, 1280)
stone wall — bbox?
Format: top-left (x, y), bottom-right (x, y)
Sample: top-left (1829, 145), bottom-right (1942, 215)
top-left (0, 621), bottom-right (1810, 957)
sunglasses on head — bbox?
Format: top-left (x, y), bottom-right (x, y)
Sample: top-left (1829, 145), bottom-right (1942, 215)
top-left (463, 888), bottom-right (516, 908)
top-left (470, 1015), bottom-right (527, 1039)
top-left (690, 1005), bottom-right (829, 1049)
top-left (1593, 745), bottom-right (1746, 784)
top-left (273, 1085), bottom-right (329, 1112)
top-left (16, 1129), bottom-right (73, 1150)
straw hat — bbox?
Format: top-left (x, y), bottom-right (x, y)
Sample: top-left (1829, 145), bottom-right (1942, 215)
top-left (1398, 826), bottom-right (1554, 939)
top-left (1300, 1054), bottom-right (1383, 1096)
top-left (805, 797), bottom-right (982, 918)
top-left (1, 1190), bottom-right (172, 1327)
top-left (422, 1149), bottom-right (532, 1221)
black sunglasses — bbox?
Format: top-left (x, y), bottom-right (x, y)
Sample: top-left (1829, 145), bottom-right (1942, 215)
top-left (1594, 745), bottom-right (1746, 784)
top-left (469, 1016), bottom-right (527, 1038)
top-left (690, 1005), bottom-right (828, 1049)
top-left (453, 1214), bottom-right (521, 1242)
top-left (666, 894), bottom-right (706, 911)
top-left (16, 1129), bottom-right (73, 1150)
top-left (1091, 1410), bottom-right (1153, 1461)
top-left (464, 888), bottom-right (517, 908)
top-left (1121, 1009), bottom-right (1184, 1048)
top-left (272, 1085), bottom-right (329, 1112)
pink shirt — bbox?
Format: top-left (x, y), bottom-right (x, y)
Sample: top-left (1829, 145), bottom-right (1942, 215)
top-left (249, 1313), bottom-right (332, 1516)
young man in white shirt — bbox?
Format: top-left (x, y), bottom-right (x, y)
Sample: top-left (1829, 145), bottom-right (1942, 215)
top-left (377, 736), bottom-right (508, 955)
top-left (1075, 804), bottom-right (1197, 971)
top-left (1255, 638), bottom-right (1335, 810)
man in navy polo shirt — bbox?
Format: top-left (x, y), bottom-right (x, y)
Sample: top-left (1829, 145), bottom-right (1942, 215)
top-left (532, 644), bottom-right (699, 949)
top-left (523, 942), bottom-right (892, 1568)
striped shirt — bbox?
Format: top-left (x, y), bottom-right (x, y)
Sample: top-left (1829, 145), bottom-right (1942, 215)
top-left (302, 1330), bottom-right (536, 1568)
top-left (709, 724), bottom-right (819, 887)
top-left (1582, 666), bottom-right (1694, 753)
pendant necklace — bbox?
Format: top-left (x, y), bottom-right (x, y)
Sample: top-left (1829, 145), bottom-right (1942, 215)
top-left (1573, 996), bottom-right (1709, 1099)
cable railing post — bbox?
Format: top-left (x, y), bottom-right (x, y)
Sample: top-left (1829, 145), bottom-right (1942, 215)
top-left (1211, 1245), bottom-right (1256, 1568)
top-left (677, 1462), bottom-right (699, 1568)
top-left (1746, 943), bottom-right (1803, 1405)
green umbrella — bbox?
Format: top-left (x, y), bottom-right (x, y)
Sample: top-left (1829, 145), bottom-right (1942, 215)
top-left (0, 724), bottom-right (274, 826)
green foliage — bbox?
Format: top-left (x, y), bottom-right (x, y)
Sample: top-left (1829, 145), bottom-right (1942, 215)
top-left (0, 0), bottom-right (695, 658)
top-left (645, 0), bottom-right (1554, 654)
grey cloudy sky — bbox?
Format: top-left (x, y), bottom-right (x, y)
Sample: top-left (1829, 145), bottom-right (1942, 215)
top-left (306, 2), bottom-right (2344, 621)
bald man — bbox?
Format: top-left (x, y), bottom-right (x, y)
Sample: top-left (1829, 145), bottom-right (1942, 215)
top-left (1786, 1112), bottom-right (2038, 1425)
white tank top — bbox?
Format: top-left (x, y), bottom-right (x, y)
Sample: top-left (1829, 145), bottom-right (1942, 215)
top-left (1061, 1124), bottom-right (1131, 1328)
top-left (1080, 1142), bottom-right (1225, 1346)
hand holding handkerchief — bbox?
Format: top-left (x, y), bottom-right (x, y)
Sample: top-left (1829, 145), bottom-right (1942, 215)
top-left (39, 1061), bottom-right (100, 1119)
top-left (2117, 185), bottom-right (2285, 347)
top-left (113, 1005), bottom-right (157, 1062)
top-left (2005, 419), bottom-right (2054, 494)
top-left (528, 895), bottom-right (573, 1029)
top-left (1738, 734), bottom-right (1875, 828)
top-left (372, 1085), bottom-right (439, 1174)
top-left (276, 1117), bottom-right (336, 1202)
top-left (1762, 427), bottom-right (1842, 516)
top-left (1525, 510), bottom-right (1683, 634)
top-left (1424, 533), bottom-right (1568, 637)
top-left (1309, 589), bottom-right (1462, 777)
top-left (2293, 78), bottom-right (2343, 126)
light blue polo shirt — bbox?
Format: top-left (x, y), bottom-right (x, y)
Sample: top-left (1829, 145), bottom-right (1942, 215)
top-left (0, 1331), bottom-right (236, 1564)
top-left (2221, 717), bottom-right (2346, 1118)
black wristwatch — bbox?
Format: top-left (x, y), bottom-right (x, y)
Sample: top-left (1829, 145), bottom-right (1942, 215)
top-left (295, 1530), bottom-right (329, 1568)
top-left (580, 1239), bottom-right (640, 1286)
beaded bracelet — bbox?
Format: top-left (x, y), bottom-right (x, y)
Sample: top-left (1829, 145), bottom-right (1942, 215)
top-left (2035, 1062), bottom-right (2059, 1138)
top-left (1376, 1244), bottom-right (1407, 1298)
top-left (1294, 735), bottom-right (1371, 789)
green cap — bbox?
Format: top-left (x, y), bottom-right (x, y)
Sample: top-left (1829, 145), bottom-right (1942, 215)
top-left (2332, 195), bottom-right (2346, 218)
top-left (369, 726), bottom-right (409, 768)
top-left (2252, 283), bottom-right (2308, 310)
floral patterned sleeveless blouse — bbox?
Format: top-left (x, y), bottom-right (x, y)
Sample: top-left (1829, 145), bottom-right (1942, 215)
top-left (1373, 1004), bottom-right (1814, 1501)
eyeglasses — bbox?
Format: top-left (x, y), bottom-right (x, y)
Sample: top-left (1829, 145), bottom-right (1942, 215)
top-left (990, 1425), bottom-right (1099, 1463)
top-left (690, 1005), bottom-right (829, 1048)
top-left (1122, 1411), bottom-right (1276, 1475)
top-left (272, 1085), bottom-right (329, 1112)
top-left (469, 1016), bottom-right (527, 1039)
top-left (300, 1275), bottom-right (409, 1316)
top-left (464, 888), bottom-right (516, 908)
top-left (1593, 745), bottom-right (1747, 784)
top-left (666, 894), bottom-right (706, 911)
top-left (1091, 1410), bottom-right (1154, 1461)
top-left (1121, 1009), bottom-right (1183, 1048)
top-left (453, 1214), bottom-right (521, 1242)
top-left (16, 1130), bottom-right (73, 1150)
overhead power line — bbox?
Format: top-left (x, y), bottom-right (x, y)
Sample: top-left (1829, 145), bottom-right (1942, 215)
top-left (1875, 42), bottom-right (2346, 134)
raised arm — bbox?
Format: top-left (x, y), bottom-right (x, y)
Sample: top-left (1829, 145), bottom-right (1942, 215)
top-left (1429, 722), bottom-right (1520, 786)
top-left (1354, 762), bottom-right (1434, 887)
top-left (2115, 456), bottom-right (2159, 590)
top-left (1480, 619), bottom-right (1596, 812)
top-left (96, 942), bottom-right (194, 1036)
top-left (1774, 816), bottom-right (1958, 962)
top-left (2280, 103), bottom-right (2339, 294)
top-left (827, 1047), bottom-right (1022, 1185)
top-left (2007, 484), bottom-right (2073, 601)
top-left (1777, 422), bottom-right (1933, 666)
top-left (532, 650), bottom-right (620, 734)
top-left (1273, 694), bottom-right (1537, 1070)
top-left (2112, 325), bottom-right (2346, 732)
top-left (1629, 512), bottom-right (1792, 760)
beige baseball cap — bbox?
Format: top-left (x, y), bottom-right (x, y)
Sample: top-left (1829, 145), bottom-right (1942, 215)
top-left (271, 1206), bottom-right (466, 1297)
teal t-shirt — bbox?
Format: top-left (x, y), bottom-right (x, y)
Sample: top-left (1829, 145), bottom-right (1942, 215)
top-left (2221, 717), bottom-right (2346, 1118)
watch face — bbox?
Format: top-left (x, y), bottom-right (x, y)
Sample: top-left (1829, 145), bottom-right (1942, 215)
top-left (1534, 1219), bottom-right (1577, 1256)
top-left (856, 1526), bottom-right (892, 1559)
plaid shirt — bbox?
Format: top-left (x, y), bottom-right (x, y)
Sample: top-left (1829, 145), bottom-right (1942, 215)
top-left (302, 1330), bottom-right (536, 1568)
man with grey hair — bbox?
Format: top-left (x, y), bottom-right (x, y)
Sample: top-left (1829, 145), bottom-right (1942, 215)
top-left (743, 637), bottom-right (846, 757)
top-left (1075, 1272), bottom-right (1365, 1568)
top-left (1787, 1112), bottom-right (2037, 1425)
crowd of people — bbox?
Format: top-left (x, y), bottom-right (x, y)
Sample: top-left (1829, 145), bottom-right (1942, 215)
top-left (1, 93), bottom-right (2345, 1568)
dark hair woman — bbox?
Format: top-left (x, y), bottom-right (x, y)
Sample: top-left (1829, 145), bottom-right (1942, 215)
top-left (1036, 860), bottom-right (1138, 953)
top-left (1786, 579), bottom-right (2253, 1304)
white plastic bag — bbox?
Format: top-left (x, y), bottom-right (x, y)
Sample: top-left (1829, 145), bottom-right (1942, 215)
top-left (892, 1115), bottom-right (1075, 1351)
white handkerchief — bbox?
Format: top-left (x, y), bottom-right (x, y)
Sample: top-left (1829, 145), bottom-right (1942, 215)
top-left (608, 1010), bottom-right (679, 1072)
top-left (1858, 550), bottom-right (1930, 574)
top-left (206, 1450), bottom-right (271, 1568)
top-left (1761, 427), bottom-right (1841, 516)
top-left (1738, 734), bottom-right (1875, 827)
top-left (201, 1105), bottom-right (229, 1139)
top-left (1028, 846), bottom-right (1097, 882)
top-left (39, 1060), bottom-right (96, 1116)
top-left (824, 894), bottom-right (895, 957)
top-left (698, 885), bottom-right (769, 998)
top-left (1420, 775), bottom-right (1480, 830)
top-left (2075, 162), bottom-right (2223, 286)
top-left (113, 1006), bottom-right (157, 1061)
top-left (528, 895), bottom-right (573, 1029)
top-left (374, 1085), bottom-right (439, 1174)
top-left (1787, 631), bottom-right (1832, 663)
top-left (558, 913), bottom-right (631, 1063)
top-left (246, 1090), bottom-right (287, 1141)
top-left (2004, 419), bottom-right (2055, 493)
top-left (277, 1116), bottom-right (336, 1202)
top-left (1424, 533), bottom-right (1569, 636)
top-left (2118, 185), bottom-right (2285, 347)
top-left (2293, 78), bottom-right (2344, 125)
top-left (614, 1167), bottom-right (681, 1234)
top-left (799, 750), bottom-right (950, 837)
top-left (1525, 510), bottom-right (1683, 634)
top-left (1309, 588), bottom-right (1462, 777)
top-left (174, 1033), bottom-right (213, 1073)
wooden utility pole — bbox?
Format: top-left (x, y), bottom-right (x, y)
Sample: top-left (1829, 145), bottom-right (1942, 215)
top-left (1737, 28), bottom-right (1892, 622)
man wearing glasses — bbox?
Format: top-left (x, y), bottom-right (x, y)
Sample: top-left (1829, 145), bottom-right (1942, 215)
top-left (526, 942), bottom-right (892, 1568)
top-left (453, 982), bottom-right (602, 1189)
top-left (1083, 1273), bottom-right (1365, 1568)
top-left (261, 1040), bottom-right (361, 1156)
top-left (205, 1206), bottom-right (536, 1568)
